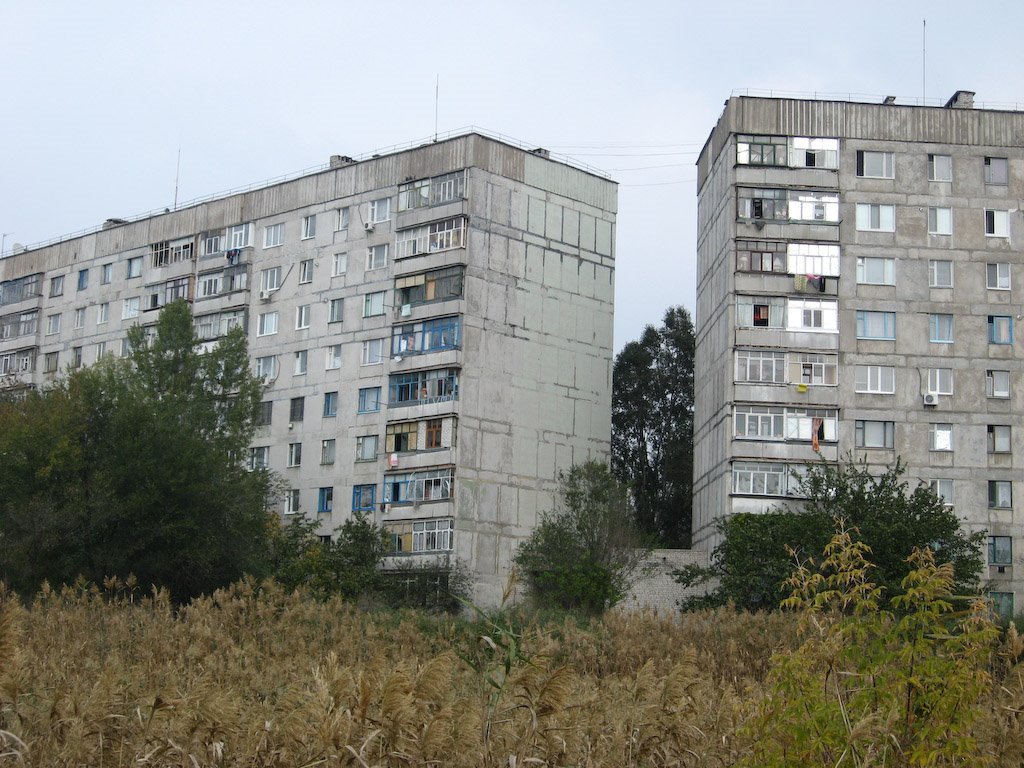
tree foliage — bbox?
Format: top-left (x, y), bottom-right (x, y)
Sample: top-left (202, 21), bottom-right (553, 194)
top-left (679, 456), bottom-right (984, 612)
top-left (744, 523), bottom-right (999, 766)
top-left (611, 306), bottom-right (694, 546)
top-left (0, 301), bottom-right (274, 600)
top-left (514, 460), bottom-right (648, 614)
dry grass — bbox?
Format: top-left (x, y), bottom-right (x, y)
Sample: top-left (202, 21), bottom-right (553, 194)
top-left (2, 580), bottom-right (1024, 766)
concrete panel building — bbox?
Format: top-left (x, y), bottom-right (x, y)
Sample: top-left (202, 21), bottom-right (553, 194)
top-left (0, 132), bottom-right (617, 605)
top-left (694, 92), bottom-right (1024, 616)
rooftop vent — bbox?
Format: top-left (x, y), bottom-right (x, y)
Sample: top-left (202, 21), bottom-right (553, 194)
top-left (944, 90), bottom-right (975, 109)
top-left (882, 95), bottom-right (896, 105)
top-left (102, 218), bottom-right (128, 229)
top-left (329, 155), bottom-right (355, 168)
top-left (530, 147), bottom-right (551, 158)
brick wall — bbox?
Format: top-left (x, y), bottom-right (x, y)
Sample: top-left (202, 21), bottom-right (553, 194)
top-left (616, 549), bottom-right (711, 614)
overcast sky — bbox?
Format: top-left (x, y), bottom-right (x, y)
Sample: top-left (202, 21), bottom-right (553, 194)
top-left (1, 1), bottom-right (1021, 351)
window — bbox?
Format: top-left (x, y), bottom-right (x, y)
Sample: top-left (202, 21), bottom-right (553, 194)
top-left (228, 224), bottom-right (252, 248)
top-left (989, 480), bottom-right (1013, 508)
top-left (987, 263), bottom-right (1011, 290)
top-left (395, 218), bottom-right (468, 259)
top-left (249, 446), bottom-right (269, 470)
top-left (99, 263), bottom-right (112, 285)
top-left (786, 299), bottom-right (838, 332)
top-left (989, 425), bottom-right (1012, 454)
top-left (293, 350), bottom-right (307, 376)
top-left (856, 257), bottom-right (895, 285)
top-left (732, 462), bottom-right (795, 496)
top-left (0, 348), bottom-right (35, 376)
top-left (329, 298), bottom-right (344, 323)
top-left (203, 233), bottom-right (222, 255)
top-left (398, 171), bottom-right (466, 210)
top-left (928, 260), bottom-right (953, 288)
top-left (989, 315), bottom-right (1013, 344)
top-left (198, 275), bottom-right (222, 298)
top-left (786, 242), bottom-right (840, 277)
top-left (302, 215), bottom-right (316, 240)
top-left (793, 353), bottom-right (839, 386)
top-left (97, 303), bottom-right (109, 324)
top-left (384, 467), bottom-right (454, 504)
top-left (122, 297), bottom-right (140, 320)
top-left (44, 352), bottom-right (58, 373)
top-left (927, 207), bottom-right (952, 235)
top-left (929, 479), bottom-right (954, 507)
top-left (263, 223), bottom-right (284, 248)
top-left (735, 239), bottom-right (786, 273)
top-left (929, 314), bottom-right (954, 343)
top-left (260, 267), bottom-right (282, 292)
top-left (856, 310), bottom-right (895, 340)
top-left (325, 344), bottom-right (342, 370)
top-left (790, 137), bottom-right (839, 168)
top-left (985, 156), bottom-right (1009, 185)
top-left (737, 187), bottom-right (787, 221)
top-left (45, 313), bottom-right (61, 335)
top-left (361, 338), bottom-right (385, 365)
top-left (736, 296), bottom-right (785, 328)
top-left (257, 312), bottom-right (278, 336)
top-left (366, 244), bottom-right (388, 271)
top-left (854, 365), bottom-right (895, 394)
top-left (928, 154), bottom-right (952, 182)
top-left (352, 484), bottom-right (376, 511)
top-left (409, 519), bottom-right (454, 552)
top-left (368, 198), bottom-right (391, 223)
top-left (929, 423), bottom-right (953, 451)
top-left (76, 269), bottom-right (89, 292)
top-left (363, 291), bottom-right (385, 317)
top-left (321, 439), bottom-right (336, 465)
top-left (299, 259), bottom-right (314, 284)
top-left (323, 391), bottom-right (338, 417)
top-left (356, 435), bottom-right (378, 461)
top-left (389, 368), bottom-right (458, 406)
top-left (126, 257), bottom-right (143, 279)
top-left (255, 355), bottom-right (278, 379)
top-left (358, 386), bottom-right (381, 413)
top-left (425, 419), bottom-right (443, 449)
top-left (70, 347), bottom-right (82, 368)
top-left (987, 370), bottom-right (1011, 399)
top-left (295, 305), bottom-right (311, 329)
top-left (50, 275), bottom-right (65, 297)
top-left (735, 350), bottom-right (786, 384)
top-left (74, 308), bottom-right (85, 329)
top-left (926, 368), bottom-right (953, 395)
top-left (337, 207), bottom-right (350, 231)
top-left (990, 592), bottom-right (1014, 620)
top-left (396, 266), bottom-right (466, 308)
top-left (318, 487), bottom-right (334, 514)
top-left (734, 406), bottom-right (785, 440)
top-left (287, 442), bottom-right (302, 467)
top-left (736, 135), bottom-right (787, 166)
top-left (285, 489), bottom-right (301, 515)
top-left (985, 209), bottom-right (1009, 237)
top-left (289, 397), bottom-right (305, 422)
top-left (386, 421), bottom-right (419, 452)
top-left (392, 316), bottom-right (462, 355)
top-left (332, 253), bottom-right (347, 276)
top-left (856, 150), bottom-right (895, 179)
top-left (855, 420), bottom-right (894, 449)
top-left (256, 401), bottom-right (273, 426)
top-left (989, 536), bottom-right (1012, 565)
top-left (855, 203), bottom-right (895, 232)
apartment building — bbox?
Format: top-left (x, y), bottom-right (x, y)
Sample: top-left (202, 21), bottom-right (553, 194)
top-left (693, 91), bottom-right (1024, 616)
top-left (0, 132), bottom-right (617, 605)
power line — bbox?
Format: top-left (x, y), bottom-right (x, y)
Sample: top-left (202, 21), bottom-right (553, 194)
top-left (565, 150), bottom-right (699, 157)
top-left (546, 142), bottom-right (705, 149)
top-left (619, 178), bottom-right (696, 187)
top-left (603, 162), bottom-right (692, 171)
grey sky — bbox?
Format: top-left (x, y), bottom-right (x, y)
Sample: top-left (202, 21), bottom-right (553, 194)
top-left (1, 0), bottom-right (1021, 351)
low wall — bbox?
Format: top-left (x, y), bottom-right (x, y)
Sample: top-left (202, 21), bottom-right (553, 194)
top-left (617, 549), bottom-right (710, 613)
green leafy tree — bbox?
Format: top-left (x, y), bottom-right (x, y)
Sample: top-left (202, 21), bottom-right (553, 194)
top-left (744, 523), bottom-right (999, 766)
top-left (0, 300), bottom-right (274, 600)
top-left (679, 456), bottom-right (984, 612)
top-left (514, 460), bottom-right (648, 614)
top-left (611, 306), bottom-right (694, 546)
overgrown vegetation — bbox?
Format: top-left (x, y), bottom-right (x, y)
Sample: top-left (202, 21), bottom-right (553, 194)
top-left (679, 457), bottom-right (984, 611)
top-left (514, 460), bottom-right (649, 614)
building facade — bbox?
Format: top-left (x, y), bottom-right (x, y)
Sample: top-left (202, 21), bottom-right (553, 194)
top-left (694, 92), bottom-right (1024, 616)
top-left (0, 133), bottom-right (617, 605)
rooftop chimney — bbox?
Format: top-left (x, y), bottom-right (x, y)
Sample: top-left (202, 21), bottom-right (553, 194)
top-left (329, 155), bottom-right (355, 168)
top-left (882, 95), bottom-right (896, 105)
top-left (944, 90), bottom-right (975, 109)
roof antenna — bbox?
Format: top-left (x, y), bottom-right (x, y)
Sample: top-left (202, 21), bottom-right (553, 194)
top-left (434, 74), bottom-right (439, 142)
top-left (173, 146), bottom-right (182, 210)
top-left (922, 19), bottom-right (927, 104)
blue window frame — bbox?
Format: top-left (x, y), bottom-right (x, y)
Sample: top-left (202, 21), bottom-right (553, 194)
top-left (388, 368), bottom-right (459, 406)
top-left (391, 316), bottom-right (462, 356)
top-left (317, 486), bottom-right (333, 513)
top-left (352, 483), bottom-right (376, 511)
top-left (929, 314), bottom-right (954, 343)
top-left (989, 315), bottom-right (1013, 345)
top-left (856, 310), bottom-right (896, 340)
top-left (357, 386), bottom-right (381, 413)
top-left (323, 391), bottom-right (338, 417)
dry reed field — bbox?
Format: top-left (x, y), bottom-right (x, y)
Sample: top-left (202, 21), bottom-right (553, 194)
top-left (3, 579), bottom-right (1024, 767)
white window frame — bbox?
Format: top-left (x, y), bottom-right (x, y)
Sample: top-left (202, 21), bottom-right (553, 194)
top-left (929, 479), bottom-right (954, 507)
top-left (987, 370), bottom-right (1011, 399)
top-left (332, 253), bottom-right (347, 277)
top-left (928, 154), bottom-right (952, 182)
top-left (928, 260), bottom-right (953, 288)
top-left (356, 435), bottom-right (378, 461)
top-left (734, 405), bottom-right (785, 440)
top-left (854, 365), bottom-right (895, 394)
top-left (122, 297), bottom-right (140, 320)
top-left (293, 350), bottom-right (307, 376)
top-left (285, 489), bottom-right (301, 515)
top-left (735, 349), bottom-right (786, 384)
top-left (857, 150), bottom-right (895, 179)
top-left (856, 310), bottom-right (896, 340)
top-left (988, 425), bottom-right (1012, 454)
top-left (855, 420), bottom-right (895, 449)
top-left (329, 298), bottom-right (344, 323)
top-left (786, 298), bottom-right (838, 332)
top-left (787, 242), bottom-right (840, 277)
top-left (368, 198), bottom-right (391, 223)
top-left (263, 223), bottom-right (285, 249)
top-left (361, 338), bottom-right (385, 365)
top-left (287, 442), bottom-right (302, 467)
top-left (321, 439), bottom-right (336, 465)
top-left (101, 263), bottom-right (113, 284)
top-left (366, 244), bottom-right (388, 271)
top-left (989, 480), bottom-right (1013, 509)
top-left (261, 267), bottom-right (282, 293)
top-left (929, 423), bottom-right (953, 452)
top-left (228, 223), bottom-right (252, 249)
top-left (987, 263), bottom-right (1011, 290)
top-left (296, 305), bottom-right (311, 330)
top-left (97, 303), bottom-right (109, 325)
top-left (856, 256), bottom-right (895, 285)
top-left (985, 156), bottom-right (1009, 185)
top-left (255, 356), bottom-right (278, 380)
top-left (299, 259), bottom-right (314, 284)
top-left (855, 203), bottom-right (896, 232)
top-left (985, 209), bottom-right (1009, 238)
top-left (363, 291), bottom-right (385, 317)
top-left (926, 368), bottom-right (953, 395)
top-left (257, 312), bottom-right (278, 336)
top-left (928, 207), bottom-right (952, 235)
top-left (325, 344), bottom-right (342, 370)
top-left (74, 307), bottom-right (85, 329)
top-left (126, 257), bottom-right (143, 279)
top-left (301, 215), bottom-right (317, 240)
top-left (337, 207), bottom-right (350, 231)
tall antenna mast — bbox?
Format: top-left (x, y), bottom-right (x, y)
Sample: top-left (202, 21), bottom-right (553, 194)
top-left (922, 19), bottom-right (927, 104)
top-left (434, 74), bottom-right (439, 142)
top-left (173, 147), bottom-right (182, 210)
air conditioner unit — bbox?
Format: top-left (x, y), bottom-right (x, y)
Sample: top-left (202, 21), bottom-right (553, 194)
top-left (388, 453), bottom-right (399, 468)
top-left (364, 221), bottom-right (375, 232)
top-left (400, 304), bottom-right (412, 317)
top-left (923, 393), bottom-right (939, 407)
top-left (258, 290), bottom-right (272, 301)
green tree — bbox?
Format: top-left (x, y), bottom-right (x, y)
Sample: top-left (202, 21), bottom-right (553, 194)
top-left (0, 300), bottom-right (274, 600)
top-left (514, 460), bottom-right (648, 614)
top-left (611, 306), bottom-right (694, 546)
top-left (679, 456), bottom-right (984, 612)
